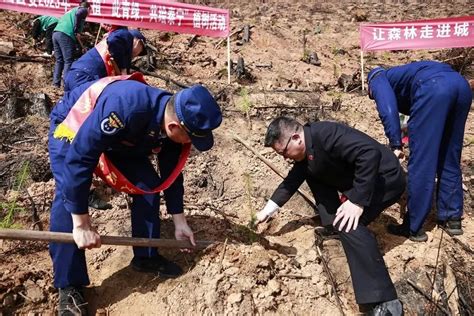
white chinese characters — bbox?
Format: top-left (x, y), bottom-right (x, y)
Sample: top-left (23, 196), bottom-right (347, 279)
top-left (371, 22), bottom-right (471, 42)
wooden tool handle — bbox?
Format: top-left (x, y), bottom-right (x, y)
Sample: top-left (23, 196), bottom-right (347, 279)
top-left (0, 229), bottom-right (215, 249)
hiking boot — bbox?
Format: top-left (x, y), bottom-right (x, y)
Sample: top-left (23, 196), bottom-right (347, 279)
top-left (88, 189), bottom-right (112, 210)
top-left (58, 286), bottom-right (88, 316)
top-left (387, 222), bottom-right (428, 242)
top-left (367, 299), bottom-right (404, 316)
top-left (437, 219), bottom-right (463, 236)
top-left (130, 254), bottom-right (183, 278)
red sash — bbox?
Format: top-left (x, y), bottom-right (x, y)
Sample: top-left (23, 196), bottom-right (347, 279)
top-left (96, 38), bottom-right (117, 76)
top-left (53, 73), bottom-right (191, 195)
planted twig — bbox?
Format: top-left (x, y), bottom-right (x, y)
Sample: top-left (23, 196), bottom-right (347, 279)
top-left (407, 279), bottom-right (450, 315)
top-left (188, 35), bottom-right (199, 47)
top-left (215, 25), bottom-right (255, 48)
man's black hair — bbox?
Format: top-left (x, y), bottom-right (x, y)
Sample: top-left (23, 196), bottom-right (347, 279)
top-left (264, 116), bottom-right (302, 147)
top-left (80, 1), bottom-right (91, 8)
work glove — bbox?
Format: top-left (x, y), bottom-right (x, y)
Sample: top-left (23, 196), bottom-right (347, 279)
top-left (393, 148), bottom-right (405, 163)
top-left (333, 200), bottom-right (363, 233)
top-left (255, 200), bottom-right (279, 225)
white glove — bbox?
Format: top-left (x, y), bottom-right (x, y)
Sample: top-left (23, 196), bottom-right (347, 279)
top-left (256, 200), bottom-right (279, 224)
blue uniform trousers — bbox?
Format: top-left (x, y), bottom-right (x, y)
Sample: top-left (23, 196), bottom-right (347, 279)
top-left (48, 124), bottom-right (161, 288)
top-left (407, 72), bottom-right (471, 233)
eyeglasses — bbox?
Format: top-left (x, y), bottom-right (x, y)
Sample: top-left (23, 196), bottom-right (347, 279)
top-left (281, 135), bottom-right (293, 156)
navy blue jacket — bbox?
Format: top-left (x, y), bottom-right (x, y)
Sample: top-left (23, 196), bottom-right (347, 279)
top-left (50, 80), bottom-right (184, 215)
top-left (368, 61), bottom-right (455, 148)
top-left (68, 28), bottom-right (134, 80)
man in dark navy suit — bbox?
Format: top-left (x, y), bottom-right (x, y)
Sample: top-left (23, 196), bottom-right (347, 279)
top-left (256, 117), bottom-right (406, 315)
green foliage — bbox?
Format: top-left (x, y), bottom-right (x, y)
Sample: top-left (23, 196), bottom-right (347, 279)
top-left (248, 213), bottom-right (257, 231)
top-left (236, 223), bottom-right (259, 244)
top-left (301, 49), bottom-right (310, 63)
top-left (0, 201), bottom-right (24, 228)
top-left (238, 87), bottom-right (252, 114)
top-left (0, 161), bottom-right (30, 228)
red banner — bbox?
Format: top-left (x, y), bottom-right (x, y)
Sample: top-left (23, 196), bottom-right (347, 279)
top-left (0, 0), bottom-right (230, 38)
top-left (360, 16), bottom-right (474, 51)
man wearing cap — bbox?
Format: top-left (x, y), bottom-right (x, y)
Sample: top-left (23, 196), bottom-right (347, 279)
top-left (64, 28), bottom-right (146, 92)
top-left (367, 61), bottom-right (471, 241)
top-left (48, 74), bottom-right (222, 315)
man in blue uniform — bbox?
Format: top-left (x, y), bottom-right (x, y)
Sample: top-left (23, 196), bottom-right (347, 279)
top-left (64, 28), bottom-right (147, 92)
top-left (48, 77), bottom-right (222, 315)
top-left (367, 61), bottom-right (471, 241)
top-left (255, 117), bottom-right (405, 315)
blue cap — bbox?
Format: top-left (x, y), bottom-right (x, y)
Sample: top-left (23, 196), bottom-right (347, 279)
top-left (129, 29), bottom-right (147, 56)
top-left (174, 85), bottom-right (222, 152)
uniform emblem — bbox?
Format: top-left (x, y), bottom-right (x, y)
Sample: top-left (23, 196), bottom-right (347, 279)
top-left (101, 112), bottom-right (125, 135)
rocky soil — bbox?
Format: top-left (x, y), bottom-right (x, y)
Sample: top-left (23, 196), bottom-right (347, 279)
top-left (0, 1), bottom-right (473, 315)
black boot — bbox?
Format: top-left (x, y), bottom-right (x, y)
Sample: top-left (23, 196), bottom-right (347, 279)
top-left (387, 214), bottom-right (427, 242)
top-left (130, 254), bottom-right (183, 278)
top-left (437, 219), bottom-right (463, 236)
top-left (367, 299), bottom-right (404, 316)
top-left (58, 286), bottom-right (88, 316)
top-left (315, 225), bottom-right (340, 239)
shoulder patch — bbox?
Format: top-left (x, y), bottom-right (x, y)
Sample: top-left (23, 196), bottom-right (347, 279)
top-left (101, 111), bottom-right (125, 135)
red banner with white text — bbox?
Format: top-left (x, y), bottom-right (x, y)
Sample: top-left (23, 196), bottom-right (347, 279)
top-left (360, 16), bottom-right (474, 51)
top-left (0, 0), bottom-right (230, 38)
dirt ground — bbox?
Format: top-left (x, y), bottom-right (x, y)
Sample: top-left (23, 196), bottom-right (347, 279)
top-left (1, 1), bottom-right (473, 315)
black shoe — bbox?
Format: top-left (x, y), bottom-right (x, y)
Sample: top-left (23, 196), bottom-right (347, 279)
top-left (130, 254), bottom-right (183, 278)
top-left (58, 286), bottom-right (88, 316)
top-left (437, 219), bottom-right (463, 236)
top-left (88, 190), bottom-right (112, 210)
top-left (367, 299), bottom-right (404, 316)
top-left (387, 222), bottom-right (428, 242)
top-left (315, 225), bottom-right (340, 239)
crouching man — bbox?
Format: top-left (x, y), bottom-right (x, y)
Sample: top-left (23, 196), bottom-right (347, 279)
top-left (255, 117), bottom-right (405, 315)
top-left (48, 73), bottom-right (222, 315)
